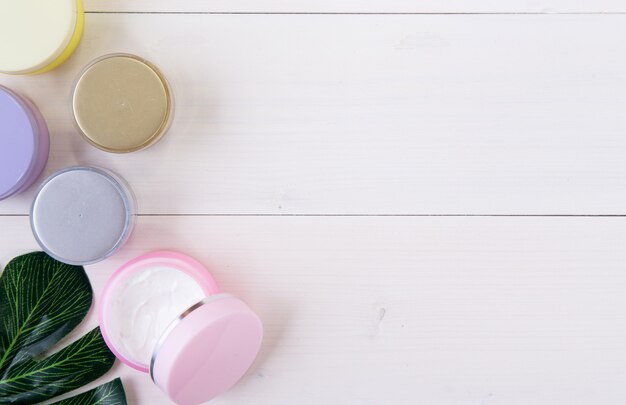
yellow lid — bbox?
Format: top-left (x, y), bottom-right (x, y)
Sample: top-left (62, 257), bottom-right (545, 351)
top-left (72, 54), bottom-right (174, 153)
top-left (0, 0), bottom-right (84, 75)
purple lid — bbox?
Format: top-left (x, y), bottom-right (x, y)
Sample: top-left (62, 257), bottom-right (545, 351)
top-left (0, 86), bottom-right (41, 200)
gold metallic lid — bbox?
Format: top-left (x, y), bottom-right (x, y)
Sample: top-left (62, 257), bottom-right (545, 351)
top-left (72, 54), bottom-right (173, 153)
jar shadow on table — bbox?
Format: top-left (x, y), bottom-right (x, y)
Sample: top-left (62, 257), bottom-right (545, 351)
top-left (245, 296), bottom-right (292, 382)
top-left (162, 54), bottom-right (222, 144)
top-left (216, 278), bottom-right (292, 389)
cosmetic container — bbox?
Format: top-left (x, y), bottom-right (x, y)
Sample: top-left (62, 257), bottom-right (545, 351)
top-left (72, 54), bottom-right (174, 153)
top-left (0, 0), bottom-right (84, 75)
top-left (99, 251), bottom-right (263, 405)
top-left (0, 86), bottom-right (50, 200)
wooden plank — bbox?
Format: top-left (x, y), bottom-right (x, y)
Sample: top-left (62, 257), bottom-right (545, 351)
top-left (2, 14), bottom-right (626, 215)
top-left (83, 0), bottom-right (626, 13)
top-left (3, 216), bottom-right (626, 404)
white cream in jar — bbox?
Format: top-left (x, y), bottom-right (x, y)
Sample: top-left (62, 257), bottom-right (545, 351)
top-left (106, 265), bottom-right (206, 365)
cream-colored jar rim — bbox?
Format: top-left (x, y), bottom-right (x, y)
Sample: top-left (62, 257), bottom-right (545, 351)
top-left (0, 0), bottom-right (81, 74)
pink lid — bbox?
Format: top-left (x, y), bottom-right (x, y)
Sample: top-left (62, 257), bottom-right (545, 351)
top-left (151, 294), bottom-right (263, 405)
top-left (100, 251), bottom-right (263, 404)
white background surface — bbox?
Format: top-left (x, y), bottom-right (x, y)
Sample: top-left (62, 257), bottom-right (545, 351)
top-left (1, 1), bottom-right (626, 404)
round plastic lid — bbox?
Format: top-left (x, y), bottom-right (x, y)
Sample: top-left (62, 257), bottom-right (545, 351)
top-left (72, 54), bottom-right (173, 153)
top-left (151, 294), bottom-right (263, 405)
top-left (31, 167), bottom-right (135, 265)
top-left (0, 87), bottom-right (40, 200)
top-left (0, 0), bottom-right (80, 74)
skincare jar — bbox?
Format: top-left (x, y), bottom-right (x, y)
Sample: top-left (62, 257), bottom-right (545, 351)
top-left (31, 166), bottom-right (136, 265)
top-left (99, 251), bottom-right (263, 405)
top-left (71, 54), bottom-right (174, 153)
top-left (0, 0), bottom-right (84, 75)
top-left (0, 86), bottom-right (50, 200)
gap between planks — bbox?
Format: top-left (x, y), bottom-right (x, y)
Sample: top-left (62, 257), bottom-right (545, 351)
top-left (2, 214), bottom-right (626, 218)
top-left (85, 11), bottom-right (626, 15)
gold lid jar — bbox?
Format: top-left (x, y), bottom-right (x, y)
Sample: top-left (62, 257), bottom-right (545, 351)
top-left (72, 54), bottom-right (174, 153)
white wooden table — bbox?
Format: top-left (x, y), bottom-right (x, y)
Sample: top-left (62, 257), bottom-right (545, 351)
top-left (2, 1), bottom-right (626, 404)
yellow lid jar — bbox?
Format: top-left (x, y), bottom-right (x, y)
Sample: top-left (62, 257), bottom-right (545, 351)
top-left (0, 0), bottom-right (84, 75)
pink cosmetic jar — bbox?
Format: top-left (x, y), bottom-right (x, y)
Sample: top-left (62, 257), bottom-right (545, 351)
top-left (99, 251), bottom-right (263, 404)
top-left (0, 85), bottom-right (49, 200)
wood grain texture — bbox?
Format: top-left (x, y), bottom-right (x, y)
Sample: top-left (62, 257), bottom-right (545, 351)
top-left (3, 216), bottom-right (626, 405)
top-left (2, 10), bottom-right (625, 405)
top-left (2, 14), bottom-right (626, 215)
top-left (83, 0), bottom-right (626, 13)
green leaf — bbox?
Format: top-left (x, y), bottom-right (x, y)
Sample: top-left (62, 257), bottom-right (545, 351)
top-left (51, 378), bottom-right (127, 405)
top-left (0, 328), bottom-right (116, 403)
top-left (0, 252), bottom-right (92, 367)
top-left (0, 252), bottom-right (118, 404)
